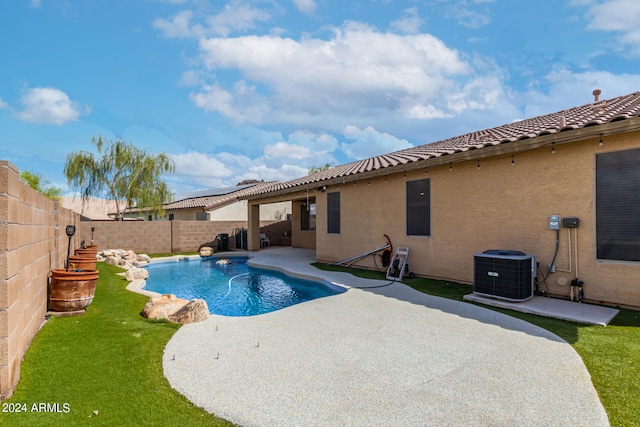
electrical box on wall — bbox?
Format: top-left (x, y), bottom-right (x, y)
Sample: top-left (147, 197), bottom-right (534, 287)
top-left (549, 215), bottom-right (560, 230)
top-left (563, 217), bottom-right (580, 228)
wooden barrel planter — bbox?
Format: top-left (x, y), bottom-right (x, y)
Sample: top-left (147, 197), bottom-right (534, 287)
top-left (67, 255), bottom-right (97, 271)
top-left (49, 269), bottom-right (99, 312)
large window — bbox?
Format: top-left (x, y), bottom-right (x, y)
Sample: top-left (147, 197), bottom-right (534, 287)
top-left (596, 148), bottom-right (640, 261)
top-left (327, 192), bottom-right (340, 234)
top-left (301, 203), bottom-right (316, 231)
top-left (406, 179), bottom-right (431, 236)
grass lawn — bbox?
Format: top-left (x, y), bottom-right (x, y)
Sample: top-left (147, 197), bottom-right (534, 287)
top-left (313, 262), bottom-right (640, 427)
top-left (1, 263), bottom-right (233, 427)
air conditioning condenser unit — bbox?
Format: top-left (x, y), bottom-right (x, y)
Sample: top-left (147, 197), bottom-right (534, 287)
top-left (473, 250), bottom-right (536, 302)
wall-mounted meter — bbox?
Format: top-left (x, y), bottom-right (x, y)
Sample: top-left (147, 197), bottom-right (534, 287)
top-left (549, 215), bottom-right (560, 230)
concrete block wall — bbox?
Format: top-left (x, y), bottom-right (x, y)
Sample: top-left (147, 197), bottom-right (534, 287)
top-left (79, 220), bottom-right (286, 254)
top-left (0, 161), bottom-right (80, 399)
top-left (79, 221), bottom-right (172, 254)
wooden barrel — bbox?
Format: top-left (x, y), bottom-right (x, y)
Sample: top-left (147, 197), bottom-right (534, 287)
top-left (68, 255), bottom-right (97, 271)
top-left (49, 269), bottom-right (99, 312)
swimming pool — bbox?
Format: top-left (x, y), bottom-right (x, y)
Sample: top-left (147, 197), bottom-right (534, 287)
top-left (144, 257), bottom-right (345, 316)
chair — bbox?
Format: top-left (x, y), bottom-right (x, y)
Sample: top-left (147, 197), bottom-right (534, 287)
top-left (260, 233), bottom-right (270, 247)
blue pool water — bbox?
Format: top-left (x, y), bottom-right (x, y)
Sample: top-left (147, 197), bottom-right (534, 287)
top-left (144, 257), bottom-right (345, 316)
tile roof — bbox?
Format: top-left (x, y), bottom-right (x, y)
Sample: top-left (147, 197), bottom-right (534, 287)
top-left (171, 183), bottom-right (258, 203)
top-left (243, 90), bottom-right (640, 198)
top-left (164, 181), bottom-right (278, 211)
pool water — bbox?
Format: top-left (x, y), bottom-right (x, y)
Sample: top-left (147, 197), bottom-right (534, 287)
top-left (144, 257), bottom-right (345, 316)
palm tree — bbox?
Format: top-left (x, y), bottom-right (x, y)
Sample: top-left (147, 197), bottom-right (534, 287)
top-left (64, 136), bottom-right (175, 220)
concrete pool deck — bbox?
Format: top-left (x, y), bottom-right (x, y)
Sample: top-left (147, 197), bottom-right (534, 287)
top-left (162, 247), bottom-right (609, 426)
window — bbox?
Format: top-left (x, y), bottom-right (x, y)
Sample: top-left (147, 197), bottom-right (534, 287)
top-left (196, 212), bottom-right (207, 221)
top-left (596, 148), bottom-right (640, 261)
top-left (406, 179), bottom-right (430, 236)
top-left (327, 192), bottom-right (341, 234)
top-left (301, 203), bottom-right (316, 231)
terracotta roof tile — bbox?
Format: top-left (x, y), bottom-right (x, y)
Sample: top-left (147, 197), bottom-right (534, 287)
top-left (243, 91), bottom-right (640, 198)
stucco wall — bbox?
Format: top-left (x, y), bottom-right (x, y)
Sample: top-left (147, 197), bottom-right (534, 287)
top-left (0, 161), bottom-right (81, 399)
top-left (313, 132), bottom-right (640, 308)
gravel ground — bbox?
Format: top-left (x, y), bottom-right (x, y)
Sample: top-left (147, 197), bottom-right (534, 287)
top-left (162, 248), bottom-right (609, 427)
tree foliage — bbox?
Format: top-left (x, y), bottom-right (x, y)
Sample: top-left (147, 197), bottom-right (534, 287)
top-left (19, 170), bottom-right (63, 201)
top-left (308, 163), bottom-right (333, 174)
top-left (64, 136), bottom-right (175, 220)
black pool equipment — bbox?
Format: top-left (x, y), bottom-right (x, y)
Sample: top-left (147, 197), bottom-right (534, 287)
top-left (473, 250), bottom-right (536, 301)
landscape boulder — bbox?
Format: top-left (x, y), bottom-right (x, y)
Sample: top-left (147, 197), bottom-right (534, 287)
top-left (105, 255), bottom-right (122, 266)
top-left (137, 253), bottom-right (151, 263)
top-left (125, 267), bottom-right (149, 281)
top-left (141, 294), bottom-right (190, 321)
top-left (168, 299), bottom-right (210, 324)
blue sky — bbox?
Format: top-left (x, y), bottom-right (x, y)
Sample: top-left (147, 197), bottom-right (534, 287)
top-left (1, 0), bottom-right (640, 195)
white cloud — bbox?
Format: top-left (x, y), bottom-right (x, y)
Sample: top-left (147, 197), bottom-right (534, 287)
top-left (264, 142), bottom-right (312, 160)
top-left (206, 1), bottom-right (271, 37)
top-left (154, 10), bottom-right (198, 38)
top-left (582, 0), bottom-right (640, 57)
top-left (192, 22), bottom-right (471, 130)
top-left (443, 1), bottom-right (493, 29)
top-left (390, 7), bottom-right (424, 34)
top-left (169, 152), bottom-right (233, 188)
top-left (0, 98), bottom-right (8, 109)
top-left (17, 87), bottom-right (85, 125)
top-left (292, 0), bottom-right (317, 15)
top-left (341, 125), bottom-right (413, 160)
top-left (30, 0), bottom-right (42, 8)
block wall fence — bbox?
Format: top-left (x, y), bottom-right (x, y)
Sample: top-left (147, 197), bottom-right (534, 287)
top-left (1, 161), bottom-right (81, 399)
top-left (78, 219), bottom-right (290, 254)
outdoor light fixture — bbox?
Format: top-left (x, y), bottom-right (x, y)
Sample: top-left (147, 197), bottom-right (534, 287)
top-left (65, 225), bottom-right (76, 272)
top-left (599, 135), bottom-right (603, 146)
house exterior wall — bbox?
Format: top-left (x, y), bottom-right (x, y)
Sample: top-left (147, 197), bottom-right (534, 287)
top-left (313, 132), bottom-right (640, 308)
top-left (209, 200), bottom-right (290, 221)
top-left (0, 161), bottom-right (81, 399)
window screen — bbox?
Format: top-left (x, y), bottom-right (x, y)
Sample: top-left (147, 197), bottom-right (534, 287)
top-left (596, 148), bottom-right (640, 261)
top-left (327, 192), bottom-right (341, 234)
top-left (406, 179), bottom-right (430, 236)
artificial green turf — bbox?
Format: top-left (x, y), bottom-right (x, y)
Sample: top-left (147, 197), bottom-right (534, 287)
top-left (1, 263), bottom-right (233, 427)
top-left (313, 262), bottom-right (640, 427)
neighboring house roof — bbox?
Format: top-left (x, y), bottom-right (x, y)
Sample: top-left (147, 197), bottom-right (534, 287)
top-left (62, 197), bottom-right (120, 220)
top-left (163, 181), bottom-right (279, 211)
top-left (241, 90), bottom-right (640, 199)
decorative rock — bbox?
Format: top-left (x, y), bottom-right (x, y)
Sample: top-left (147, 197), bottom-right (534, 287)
top-left (199, 246), bottom-right (214, 257)
top-left (141, 294), bottom-right (189, 320)
top-left (119, 260), bottom-right (133, 270)
top-left (105, 255), bottom-right (121, 266)
top-left (137, 254), bottom-right (151, 263)
top-left (168, 299), bottom-right (210, 324)
top-left (133, 260), bottom-right (149, 268)
top-left (125, 267), bottom-right (149, 281)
